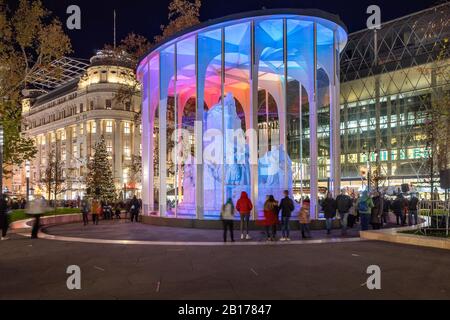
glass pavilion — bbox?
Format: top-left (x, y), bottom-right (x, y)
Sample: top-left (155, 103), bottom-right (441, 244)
top-left (137, 9), bottom-right (348, 220)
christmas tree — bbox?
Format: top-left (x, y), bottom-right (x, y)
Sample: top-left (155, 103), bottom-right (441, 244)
top-left (87, 135), bottom-right (116, 202)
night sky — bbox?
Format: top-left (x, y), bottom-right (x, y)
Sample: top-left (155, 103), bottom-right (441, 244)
top-left (18, 0), bottom-right (442, 59)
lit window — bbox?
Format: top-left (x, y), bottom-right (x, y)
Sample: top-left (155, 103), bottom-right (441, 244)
top-left (124, 140), bottom-right (131, 158)
top-left (106, 121), bottom-right (113, 133)
top-left (123, 168), bottom-right (129, 183)
top-left (80, 143), bottom-right (84, 158)
top-left (61, 130), bottom-right (66, 141)
top-left (124, 122), bottom-right (131, 134)
top-left (80, 124), bottom-right (84, 135)
top-left (61, 146), bottom-right (66, 160)
top-left (73, 144), bottom-right (78, 158)
top-left (72, 127), bottom-right (77, 138)
top-left (106, 139), bottom-right (113, 153)
top-left (91, 122), bottom-right (97, 134)
top-left (41, 136), bottom-right (46, 145)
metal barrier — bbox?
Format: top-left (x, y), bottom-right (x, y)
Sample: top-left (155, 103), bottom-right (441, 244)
top-left (419, 200), bottom-right (450, 237)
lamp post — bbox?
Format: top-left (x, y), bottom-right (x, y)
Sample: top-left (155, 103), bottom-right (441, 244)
top-left (25, 160), bottom-right (30, 201)
top-left (363, 144), bottom-right (372, 192)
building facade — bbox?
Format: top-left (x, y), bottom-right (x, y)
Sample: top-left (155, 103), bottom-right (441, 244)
top-left (337, 3), bottom-right (449, 194)
top-left (19, 52), bottom-right (142, 200)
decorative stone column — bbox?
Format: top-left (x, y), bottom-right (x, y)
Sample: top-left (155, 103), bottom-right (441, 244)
top-left (114, 120), bottom-right (123, 189)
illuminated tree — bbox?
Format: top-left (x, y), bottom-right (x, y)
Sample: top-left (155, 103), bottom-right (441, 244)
top-left (0, 0), bottom-right (71, 173)
top-left (86, 136), bottom-right (116, 202)
top-left (154, 0), bottom-right (201, 44)
top-left (39, 147), bottom-right (65, 206)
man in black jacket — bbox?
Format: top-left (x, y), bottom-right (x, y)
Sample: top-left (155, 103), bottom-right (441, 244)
top-left (408, 193), bottom-right (419, 225)
top-left (279, 190), bottom-right (295, 241)
top-left (391, 194), bottom-right (406, 225)
top-left (336, 189), bottom-right (353, 235)
top-left (129, 196), bottom-right (141, 223)
top-left (322, 192), bottom-right (337, 235)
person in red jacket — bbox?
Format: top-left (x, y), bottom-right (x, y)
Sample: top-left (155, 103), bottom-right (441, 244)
top-left (236, 191), bottom-right (253, 240)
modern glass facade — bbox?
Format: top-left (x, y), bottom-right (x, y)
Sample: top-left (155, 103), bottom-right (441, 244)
top-left (138, 10), bottom-right (347, 219)
top-left (338, 3), bottom-right (449, 195)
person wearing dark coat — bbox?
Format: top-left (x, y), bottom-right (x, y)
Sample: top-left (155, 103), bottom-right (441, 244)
top-left (0, 195), bottom-right (10, 240)
top-left (382, 196), bottom-right (391, 226)
top-left (370, 192), bottom-right (384, 230)
top-left (336, 189), bottom-right (353, 235)
top-left (129, 196), bottom-right (141, 222)
top-left (391, 194), bottom-right (406, 225)
top-left (408, 194), bottom-right (419, 225)
top-left (278, 190), bottom-right (295, 241)
top-left (322, 192), bottom-right (337, 235)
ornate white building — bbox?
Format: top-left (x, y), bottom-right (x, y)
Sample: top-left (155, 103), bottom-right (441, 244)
top-left (20, 51), bottom-right (142, 200)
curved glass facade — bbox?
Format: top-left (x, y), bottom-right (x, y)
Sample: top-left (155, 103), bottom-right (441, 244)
top-left (138, 11), bottom-right (347, 220)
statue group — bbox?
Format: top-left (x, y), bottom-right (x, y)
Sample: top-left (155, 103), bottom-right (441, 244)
top-left (179, 92), bottom-right (293, 216)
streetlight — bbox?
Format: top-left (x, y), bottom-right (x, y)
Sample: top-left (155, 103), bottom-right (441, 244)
top-left (25, 160), bottom-right (30, 201)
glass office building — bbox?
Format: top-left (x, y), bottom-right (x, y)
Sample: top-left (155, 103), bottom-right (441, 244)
top-left (137, 9), bottom-right (348, 219)
top-left (338, 3), bottom-right (449, 195)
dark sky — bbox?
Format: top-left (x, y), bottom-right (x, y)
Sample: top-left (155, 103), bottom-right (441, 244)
top-left (32, 0), bottom-right (442, 59)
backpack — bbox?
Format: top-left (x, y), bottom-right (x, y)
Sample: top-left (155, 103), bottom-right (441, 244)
top-left (337, 195), bottom-right (351, 213)
top-left (358, 199), bottom-right (369, 212)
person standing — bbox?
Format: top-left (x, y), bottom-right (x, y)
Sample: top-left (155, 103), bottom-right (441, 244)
top-left (0, 195), bottom-right (10, 241)
top-left (105, 202), bottom-right (113, 220)
top-left (322, 192), bottom-right (337, 235)
top-left (114, 203), bottom-right (122, 219)
top-left (336, 189), bottom-right (353, 235)
top-left (263, 195), bottom-right (279, 241)
top-left (298, 198), bottom-right (311, 239)
top-left (391, 194), bottom-right (405, 225)
top-left (221, 198), bottom-right (235, 242)
top-left (91, 199), bottom-right (100, 225)
top-left (408, 193), bottom-right (419, 225)
top-left (278, 190), bottom-right (295, 241)
top-left (382, 195), bottom-right (391, 226)
top-left (236, 191), bottom-right (253, 240)
top-left (370, 191), bottom-right (384, 230)
top-left (130, 196), bottom-right (141, 223)
top-left (357, 191), bottom-right (374, 231)
top-left (80, 197), bottom-right (91, 226)
top-left (347, 193), bottom-right (358, 228)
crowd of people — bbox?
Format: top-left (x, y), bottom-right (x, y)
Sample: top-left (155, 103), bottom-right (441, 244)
top-left (80, 196), bottom-right (142, 226)
top-left (320, 189), bottom-right (420, 233)
top-left (0, 188), bottom-right (424, 243)
top-left (219, 189), bottom-right (421, 242)
top-left (221, 190), bottom-right (299, 242)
